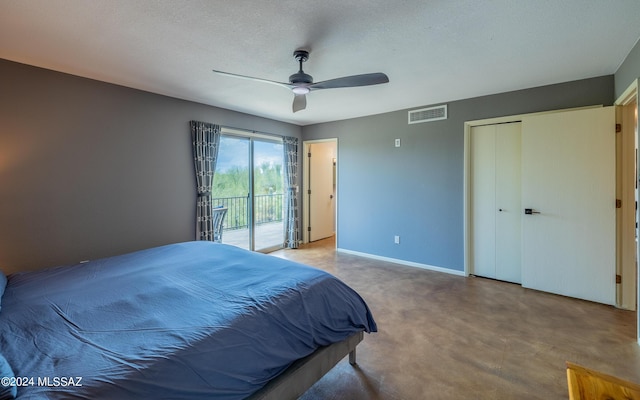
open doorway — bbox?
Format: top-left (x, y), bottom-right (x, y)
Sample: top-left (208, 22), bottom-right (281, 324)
top-left (303, 139), bottom-right (337, 244)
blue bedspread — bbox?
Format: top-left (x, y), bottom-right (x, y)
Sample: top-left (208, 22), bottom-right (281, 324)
top-left (0, 241), bottom-right (376, 399)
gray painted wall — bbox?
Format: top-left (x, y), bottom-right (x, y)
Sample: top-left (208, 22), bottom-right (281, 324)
top-left (0, 59), bottom-right (301, 272)
top-left (302, 76), bottom-right (614, 272)
top-left (0, 55), bottom-right (618, 275)
top-left (615, 38), bottom-right (640, 98)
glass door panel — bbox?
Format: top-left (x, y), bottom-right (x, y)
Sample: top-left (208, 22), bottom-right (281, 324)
top-left (253, 140), bottom-right (284, 251)
top-left (212, 135), bottom-right (250, 250)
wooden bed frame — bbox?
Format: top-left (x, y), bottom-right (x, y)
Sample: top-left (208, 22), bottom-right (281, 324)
top-left (247, 331), bottom-right (364, 400)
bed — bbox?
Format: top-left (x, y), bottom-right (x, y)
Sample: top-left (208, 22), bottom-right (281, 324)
top-left (0, 241), bottom-right (376, 399)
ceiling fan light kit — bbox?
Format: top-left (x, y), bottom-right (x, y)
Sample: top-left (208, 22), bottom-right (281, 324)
top-left (212, 49), bottom-right (389, 113)
top-left (291, 86), bottom-right (310, 95)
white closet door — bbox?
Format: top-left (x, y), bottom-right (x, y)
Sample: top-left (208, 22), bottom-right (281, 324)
top-left (470, 123), bottom-right (522, 283)
top-left (471, 125), bottom-right (497, 279)
top-left (495, 123), bottom-right (522, 283)
top-left (521, 107), bottom-right (615, 305)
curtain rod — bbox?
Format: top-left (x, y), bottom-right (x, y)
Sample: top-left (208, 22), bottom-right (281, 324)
top-left (220, 125), bottom-right (290, 140)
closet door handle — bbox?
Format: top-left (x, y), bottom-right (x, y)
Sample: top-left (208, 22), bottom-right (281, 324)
top-left (524, 208), bottom-right (541, 215)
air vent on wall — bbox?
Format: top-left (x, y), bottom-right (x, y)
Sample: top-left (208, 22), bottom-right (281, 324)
top-left (408, 105), bottom-right (447, 124)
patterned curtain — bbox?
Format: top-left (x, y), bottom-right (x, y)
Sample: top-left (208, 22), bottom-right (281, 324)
top-left (190, 121), bottom-right (221, 241)
top-left (283, 136), bottom-right (300, 248)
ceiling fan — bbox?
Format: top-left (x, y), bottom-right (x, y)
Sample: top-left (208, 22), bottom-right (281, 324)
top-left (212, 50), bottom-right (389, 113)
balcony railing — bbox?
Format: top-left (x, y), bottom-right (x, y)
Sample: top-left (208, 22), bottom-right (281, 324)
top-left (212, 194), bottom-right (284, 231)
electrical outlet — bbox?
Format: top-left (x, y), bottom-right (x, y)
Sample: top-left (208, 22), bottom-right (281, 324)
top-left (395, 138), bottom-right (401, 147)
top-left (394, 235), bottom-right (400, 244)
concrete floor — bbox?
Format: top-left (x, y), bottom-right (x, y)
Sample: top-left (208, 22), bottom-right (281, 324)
top-left (270, 237), bottom-right (640, 400)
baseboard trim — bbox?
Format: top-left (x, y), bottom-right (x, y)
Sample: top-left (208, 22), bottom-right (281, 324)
top-left (336, 248), bottom-right (466, 277)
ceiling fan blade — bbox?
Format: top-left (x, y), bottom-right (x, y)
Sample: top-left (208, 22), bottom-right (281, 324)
top-left (212, 69), bottom-right (293, 90)
top-left (310, 73), bottom-right (389, 90)
top-left (292, 93), bottom-right (307, 113)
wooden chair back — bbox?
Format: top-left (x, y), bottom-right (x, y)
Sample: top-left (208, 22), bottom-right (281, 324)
top-left (566, 361), bottom-right (640, 400)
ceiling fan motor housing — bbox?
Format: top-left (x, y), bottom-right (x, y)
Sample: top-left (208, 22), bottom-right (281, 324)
top-left (289, 71), bottom-right (313, 84)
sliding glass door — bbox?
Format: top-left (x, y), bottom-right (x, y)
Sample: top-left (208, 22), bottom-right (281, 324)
top-left (213, 132), bottom-right (284, 252)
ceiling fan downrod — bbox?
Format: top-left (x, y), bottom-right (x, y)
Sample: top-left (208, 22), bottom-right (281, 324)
top-left (289, 50), bottom-right (313, 87)
top-left (293, 49), bottom-right (309, 68)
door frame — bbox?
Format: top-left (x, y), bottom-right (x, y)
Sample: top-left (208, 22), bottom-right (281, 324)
top-left (463, 106), bottom-right (603, 278)
top-left (302, 138), bottom-right (338, 245)
top-left (614, 79), bottom-right (638, 313)
top-left (219, 127), bottom-right (285, 253)
top-left (614, 80), bottom-right (639, 346)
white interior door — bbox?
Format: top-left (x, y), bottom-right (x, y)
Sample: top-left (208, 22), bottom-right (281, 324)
top-left (470, 122), bottom-right (521, 283)
top-left (309, 142), bottom-right (336, 241)
top-left (471, 125), bottom-right (497, 279)
top-left (521, 107), bottom-right (615, 305)
top-left (495, 123), bottom-right (522, 283)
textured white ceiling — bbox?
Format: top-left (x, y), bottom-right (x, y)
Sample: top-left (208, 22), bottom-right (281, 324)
top-left (1, 0), bottom-right (640, 126)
